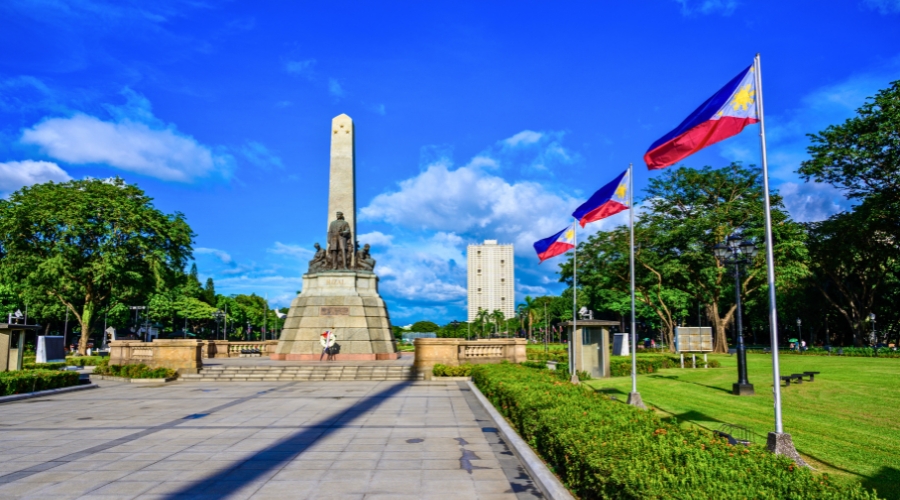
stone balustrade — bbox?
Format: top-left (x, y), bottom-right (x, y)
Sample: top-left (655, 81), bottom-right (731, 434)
top-left (109, 339), bottom-right (202, 374)
top-left (413, 338), bottom-right (527, 380)
top-left (199, 340), bottom-right (278, 359)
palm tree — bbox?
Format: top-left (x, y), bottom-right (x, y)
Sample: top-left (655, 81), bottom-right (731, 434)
top-left (519, 296), bottom-right (540, 341)
top-left (475, 308), bottom-right (490, 339)
top-left (491, 309), bottom-right (505, 337)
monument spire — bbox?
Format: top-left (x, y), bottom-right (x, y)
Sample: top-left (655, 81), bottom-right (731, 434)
top-left (328, 114), bottom-right (355, 264)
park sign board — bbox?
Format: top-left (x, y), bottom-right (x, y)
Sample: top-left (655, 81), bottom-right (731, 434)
top-left (675, 326), bottom-right (713, 352)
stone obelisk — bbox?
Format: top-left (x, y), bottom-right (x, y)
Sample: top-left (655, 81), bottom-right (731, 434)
top-left (272, 114), bottom-right (398, 361)
top-left (328, 114), bottom-right (356, 266)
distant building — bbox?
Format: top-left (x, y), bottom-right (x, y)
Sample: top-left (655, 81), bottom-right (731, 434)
top-left (467, 240), bottom-right (514, 321)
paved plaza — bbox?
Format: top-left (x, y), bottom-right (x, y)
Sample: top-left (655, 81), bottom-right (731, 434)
top-left (0, 380), bottom-right (543, 499)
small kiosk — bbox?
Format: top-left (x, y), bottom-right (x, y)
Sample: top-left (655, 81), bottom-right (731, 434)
top-left (560, 319), bottom-right (617, 379)
top-left (1, 321), bottom-right (41, 372)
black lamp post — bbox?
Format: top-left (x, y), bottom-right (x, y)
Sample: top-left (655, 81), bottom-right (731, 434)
top-left (797, 318), bottom-right (802, 349)
top-left (713, 233), bottom-right (758, 396)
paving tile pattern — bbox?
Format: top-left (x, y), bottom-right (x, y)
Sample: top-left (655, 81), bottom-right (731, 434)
top-left (0, 379), bottom-right (543, 499)
top-left (180, 365), bottom-right (422, 382)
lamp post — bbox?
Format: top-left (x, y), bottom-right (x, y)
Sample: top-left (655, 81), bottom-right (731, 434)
top-left (713, 233), bottom-right (758, 396)
top-left (868, 313), bottom-right (876, 346)
top-left (212, 310), bottom-right (225, 340)
top-left (797, 318), bottom-right (802, 349)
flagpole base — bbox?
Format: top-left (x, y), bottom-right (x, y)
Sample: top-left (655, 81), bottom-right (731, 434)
top-left (766, 432), bottom-right (808, 467)
top-left (570, 372), bottom-right (580, 385)
top-left (627, 391), bottom-right (647, 409)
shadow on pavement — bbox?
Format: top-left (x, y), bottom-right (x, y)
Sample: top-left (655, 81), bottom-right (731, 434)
top-left (164, 381), bottom-right (412, 499)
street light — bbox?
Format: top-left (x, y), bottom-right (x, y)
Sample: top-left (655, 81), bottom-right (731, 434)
top-left (713, 233), bottom-right (758, 396)
top-left (212, 310), bottom-right (225, 340)
top-left (869, 313), bottom-right (876, 346)
top-left (796, 318), bottom-right (802, 349)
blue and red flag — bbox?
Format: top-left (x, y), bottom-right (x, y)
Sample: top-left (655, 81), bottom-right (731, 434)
top-left (572, 169), bottom-right (629, 227)
top-left (533, 224), bottom-right (576, 263)
top-left (644, 64), bottom-right (758, 170)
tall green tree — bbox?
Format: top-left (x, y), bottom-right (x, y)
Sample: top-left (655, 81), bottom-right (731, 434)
top-left (0, 178), bottom-right (193, 354)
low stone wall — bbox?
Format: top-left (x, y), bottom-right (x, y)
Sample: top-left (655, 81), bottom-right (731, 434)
top-left (199, 340), bottom-right (278, 358)
top-left (109, 340), bottom-right (202, 374)
top-left (414, 338), bottom-right (527, 380)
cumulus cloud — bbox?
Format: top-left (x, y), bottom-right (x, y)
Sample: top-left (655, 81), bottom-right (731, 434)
top-left (778, 182), bottom-right (847, 222)
top-left (357, 231), bottom-right (394, 247)
top-left (284, 59), bottom-right (316, 78)
top-left (20, 89), bottom-right (232, 182)
top-left (268, 242), bottom-right (314, 260)
top-left (361, 159), bottom-right (580, 256)
top-left (504, 130), bottom-right (543, 147)
top-left (328, 78), bottom-right (344, 98)
top-left (0, 160), bottom-right (72, 193)
top-left (240, 141), bottom-right (283, 169)
top-left (674, 0), bottom-right (739, 16)
top-left (195, 247), bottom-right (233, 264)
top-left (862, 0), bottom-right (900, 14)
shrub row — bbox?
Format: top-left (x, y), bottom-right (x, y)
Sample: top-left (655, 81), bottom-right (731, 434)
top-left (432, 364), bottom-right (473, 377)
top-left (0, 370), bottom-right (80, 396)
top-left (94, 360), bottom-right (176, 379)
top-left (472, 363), bottom-right (875, 499)
top-left (749, 347), bottom-right (899, 358)
top-left (527, 351), bottom-right (569, 363)
top-left (22, 362), bottom-right (67, 370)
top-left (66, 356), bottom-right (107, 366)
top-left (610, 356), bottom-right (720, 376)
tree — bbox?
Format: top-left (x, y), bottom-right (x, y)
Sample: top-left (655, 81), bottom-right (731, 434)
top-left (410, 321), bottom-right (439, 333)
top-left (806, 200), bottom-right (898, 346)
top-left (798, 80), bottom-right (900, 204)
top-left (491, 309), bottom-right (505, 335)
top-left (0, 178), bottom-right (193, 354)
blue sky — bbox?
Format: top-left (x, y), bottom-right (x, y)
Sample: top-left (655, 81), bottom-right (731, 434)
top-left (2, 0), bottom-right (899, 324)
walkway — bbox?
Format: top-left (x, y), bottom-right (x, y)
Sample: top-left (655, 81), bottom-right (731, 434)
top-left (0, 379), bottom-right (543, 499)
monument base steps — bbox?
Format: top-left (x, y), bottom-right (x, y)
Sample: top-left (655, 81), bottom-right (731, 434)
top-left (179, 364), bottom-right (422, 382)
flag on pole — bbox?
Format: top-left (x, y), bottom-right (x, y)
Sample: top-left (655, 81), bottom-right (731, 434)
top-left (572, 169), bottom-right (629, 227)
top-left (644, 64), bottom-right (758, 170)
top-left (533, 224), bottom-right (576, 263)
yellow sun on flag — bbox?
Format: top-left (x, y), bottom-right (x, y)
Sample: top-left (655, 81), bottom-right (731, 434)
top-left (731, 84), bottom-right (756, 111)
top-left (565, 229), bottom-right (575, 240)
top-left (615, 182), bottom-right (627, 200)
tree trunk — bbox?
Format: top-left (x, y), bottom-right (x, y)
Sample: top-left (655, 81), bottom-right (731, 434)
top-left (707, 302), bottom-right (729, 353)
top-left (77, 301), bottom-right (95, 355)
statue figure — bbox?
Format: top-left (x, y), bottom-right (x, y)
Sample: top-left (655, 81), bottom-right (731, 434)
top-left (327, 211), bottom-right (352, 270)
top-left (308, 243), bottom-right (327, 273)
top-left (356, 243), bottom-right (376, 271)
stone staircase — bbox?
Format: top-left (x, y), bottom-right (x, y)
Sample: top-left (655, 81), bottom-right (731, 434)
top-left (179, 365), bottom-right (422, 382)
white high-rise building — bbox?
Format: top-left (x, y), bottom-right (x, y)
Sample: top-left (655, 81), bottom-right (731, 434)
top-left (467, 240), bottom-right (515, 321)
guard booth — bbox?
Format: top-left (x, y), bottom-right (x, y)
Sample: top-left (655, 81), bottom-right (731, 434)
top-left (0, 322), bottom-right (41, 372)
top-left (560, 320), bottom-right (617, 379)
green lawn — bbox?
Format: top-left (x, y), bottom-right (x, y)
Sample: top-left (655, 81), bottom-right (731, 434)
top-left (586, 353), bottom-right (900, 499)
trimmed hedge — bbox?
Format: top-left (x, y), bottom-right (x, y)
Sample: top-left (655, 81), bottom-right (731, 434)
top-left (432, 364), bottom-right (473, 377)
top-left (610, 356), bottom-right (720, 376)
top-left (0, 370), bottom-right (80, 396)
top-left (527, 351), bottom-right (569, 364)
top-left (94, 360), bottom-right (176, 379)
top-left (472, 363), bottom-right (876, 499)
top-left (65, 356), bottom-right (106, 366)
top-left (749, 347), bottom-right (900, 358)
top-left (22, 362), bottom-right (67, 370)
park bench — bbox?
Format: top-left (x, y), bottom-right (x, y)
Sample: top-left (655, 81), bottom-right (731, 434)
top-left (802, 371), bottom-right (820, 382)
top-left (780, 374), bottom-right (804, 386)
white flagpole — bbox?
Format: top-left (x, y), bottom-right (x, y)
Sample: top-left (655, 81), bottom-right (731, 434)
top-left (627, 164), bottom-right (645, 408)
top-left (754, 53), bottom-right (784, 433)
top-left (755, 54), bottom-right (804, 463)
top-left (570, 220), bottom-right (579, 384)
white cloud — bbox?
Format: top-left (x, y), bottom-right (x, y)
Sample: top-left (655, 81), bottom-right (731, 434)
top-left (503, 130), bottom-right (543, 147)
top-left (357, 231), bottom-right (394, 247)
top-left (674, 0), bottom-right (739, 15)
top-left (195, 247), bottom-right (233, 264)
top-left (862, 0), bottom-right (900, 14)
top-left (284, 59), bottom-right (316, 77)
top-left (268, 242), bottom-right (314, 260)
top-left (778, 182), bottom-right (847, 222)
top-left (369, 232), bottom-right (468, 303)
top-left (361, 159), bottom-right (580, 257)
top-left (240, 141), bottom-right (283, 169)
top-left (328, 78), bottom-right (344, 98)
top-left (0, 160), bottom-right (72, 193)
top-left (21, 90), bottom-right (232, 182)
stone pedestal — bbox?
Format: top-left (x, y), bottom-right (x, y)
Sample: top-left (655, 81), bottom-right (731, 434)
top-left (733, 383), bottom-right (755, 396)
top-left (273, 271), bottom-right (398, 361)
top-left (766, 432), bottom-right (808, 467)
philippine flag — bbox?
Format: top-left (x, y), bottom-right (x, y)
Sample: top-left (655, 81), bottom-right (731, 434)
top-left (533, 224), bottom-right (576, 263)
top-left (572, 169), bottom-right (629, 228)
top-left (644, 64), bottom-right (758, 170)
